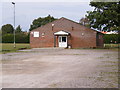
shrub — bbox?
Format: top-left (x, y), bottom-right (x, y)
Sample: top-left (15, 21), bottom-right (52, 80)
top-left (2, 33), bottom-right (29, 43)
top-left (2, 34), bottom-right (14, 43)
top-left (103, 34), bottom-right (119, 44)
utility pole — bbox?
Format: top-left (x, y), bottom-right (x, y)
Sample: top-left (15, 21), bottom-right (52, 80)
top-left (12, 2), bottom-right (16, 48)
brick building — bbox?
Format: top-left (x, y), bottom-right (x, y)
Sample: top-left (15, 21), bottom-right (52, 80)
top-left (30, 17), bottom-right (104, 48)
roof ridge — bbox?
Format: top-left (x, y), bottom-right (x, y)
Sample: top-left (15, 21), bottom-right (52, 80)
top-left (59, 17), bottom-right (79, 24)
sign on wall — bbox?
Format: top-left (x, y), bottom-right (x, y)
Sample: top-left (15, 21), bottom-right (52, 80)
top-left (34, 32), bottom-right (39, 37)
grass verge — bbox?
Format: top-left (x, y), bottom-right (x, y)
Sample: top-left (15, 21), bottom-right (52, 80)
top-left (0, 43), bottom-right (30, 54)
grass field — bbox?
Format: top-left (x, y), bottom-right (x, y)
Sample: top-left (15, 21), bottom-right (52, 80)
top-left (0, 43), bottom-right (119, 54)
top-left (0, 43), bottom-right (30, 53)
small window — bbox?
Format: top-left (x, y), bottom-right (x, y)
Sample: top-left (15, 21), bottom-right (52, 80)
top-left (62, 37), bottom-right (66, 42)
top-left (59, 37), bottom-right (62, 42)
top-left (33, 32), bottom-right (39, 37)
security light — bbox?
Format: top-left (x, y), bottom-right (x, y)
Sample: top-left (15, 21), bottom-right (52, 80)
top-left (52, 24), bottom-right (54, 26)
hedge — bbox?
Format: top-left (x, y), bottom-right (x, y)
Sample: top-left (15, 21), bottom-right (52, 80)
top-left (2, 33), bottom-right (29, 43)
top-left (103, 34), bottom-right (120, 44)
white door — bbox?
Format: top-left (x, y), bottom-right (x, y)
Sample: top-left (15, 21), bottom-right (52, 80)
top-left (59, 36), bottom-right (67, 47)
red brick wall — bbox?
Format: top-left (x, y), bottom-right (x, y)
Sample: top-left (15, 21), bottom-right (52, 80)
top-left (96, 32), bottom-right (104, 48)
top-left (30, 17), bottom-right (103, 48)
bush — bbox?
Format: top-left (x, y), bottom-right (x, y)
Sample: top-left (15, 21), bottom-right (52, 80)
top-left (15, 33), bottom-right (29, 43)
top-left (2, 33), bottom-right (29, 43)
top-left (103, 34), bottom-right (120, 44)
top-left (2, 34), bottom-right (14, 43)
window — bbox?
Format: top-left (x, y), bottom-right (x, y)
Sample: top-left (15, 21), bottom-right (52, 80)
top-left (33, 32), bottom-right (39, 37)
top-left (59, 37), bottom-right (62, 42)
top-left (62, 37), bottom-right (66, 42)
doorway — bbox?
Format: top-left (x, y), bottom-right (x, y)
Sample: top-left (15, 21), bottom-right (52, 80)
top-left (58, 36), bottom-right (67, 47)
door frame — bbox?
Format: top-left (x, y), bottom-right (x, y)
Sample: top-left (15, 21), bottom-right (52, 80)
top-left (58, 36), bottom-right (67, 47)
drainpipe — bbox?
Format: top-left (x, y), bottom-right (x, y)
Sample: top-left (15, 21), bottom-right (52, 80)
top-left (54, 35), bottom-right (56, 47)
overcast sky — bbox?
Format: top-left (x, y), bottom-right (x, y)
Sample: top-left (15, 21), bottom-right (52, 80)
top-left (1, 0), bottom-right (94, 31)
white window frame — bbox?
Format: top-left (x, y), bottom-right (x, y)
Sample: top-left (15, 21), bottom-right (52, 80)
top-left (33, 32), bottom-right (39, 37)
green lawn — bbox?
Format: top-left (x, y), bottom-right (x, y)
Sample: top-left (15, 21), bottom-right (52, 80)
top-left (0, 43), bottom-right (119, 54)
top-left (104, 44), bottom-right (120, 48)
top-left (0, 43), bottom-right (30, 53)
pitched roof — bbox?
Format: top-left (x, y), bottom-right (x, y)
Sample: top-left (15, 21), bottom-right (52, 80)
top-left (32, 17), bottom-right (102, 33)
top-left (61, 17), bottom-right (104, 33)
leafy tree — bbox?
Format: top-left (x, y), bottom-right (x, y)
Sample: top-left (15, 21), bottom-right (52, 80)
top-left (29, 15), bottom-right (57, 31)
top-left (104, 34), bottom-right (119, 44)
top-left (0, 29), bottom-right (2, 43)
top-left (1, 24), bottom-right (29, 43)
top-left (15, 25), bottom-right (22, 33)
top-left (1, 24), bottom-right (14, 34)
top-left (86, 2), bottom-right (119, 31)
top-left (79, 17), bottom-right (90, 27)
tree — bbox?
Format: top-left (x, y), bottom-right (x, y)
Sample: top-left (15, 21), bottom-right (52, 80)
top-left (1, 24), bottom-right (14, 35)
top-left (86, 2), bottom-right (119, 31)
top-left (79, 17), bottom-right (90, 27)
top-left (1, 24), bottom-right (29, 43)
top-left (2, 33), bottom-right (29, 43)
top-left (0, 29), bottom-right (2, 43)
top-left (104, 34), bottom-right (120, 44)
top-left (29, 15), bottom-right (57, 31)
top-left (15, 25), bottom-right (22, 33)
